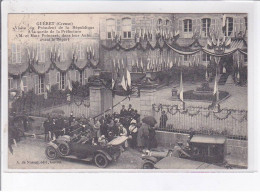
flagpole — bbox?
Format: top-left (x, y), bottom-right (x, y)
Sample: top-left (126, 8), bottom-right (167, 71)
top-left (111, 59), bottom-right (114, 114)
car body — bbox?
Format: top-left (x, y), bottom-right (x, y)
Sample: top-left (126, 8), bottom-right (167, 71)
top-left (141, 148), bottom-right (173, 169)
top-left (183, 135), bottom-right (227, 164)
top-left (142, 135), bottom-right (230, 169)
top-left (45, 135), bottom-right (127, 168)
top-left (154, 156), bottom-right (226, 169)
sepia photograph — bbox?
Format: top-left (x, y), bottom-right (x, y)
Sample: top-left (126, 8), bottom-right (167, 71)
top-left (6, 12), bottom-right (248, 170)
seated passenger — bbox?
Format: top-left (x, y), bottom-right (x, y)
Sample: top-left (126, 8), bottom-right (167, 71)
top-left (77, 132), bottom-right (92, 144)
top-left (98, 135), bottom-right (107, 146)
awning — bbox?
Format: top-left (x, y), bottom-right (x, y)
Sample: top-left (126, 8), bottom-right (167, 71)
top-left (190, 135), bottom-right (226, 144)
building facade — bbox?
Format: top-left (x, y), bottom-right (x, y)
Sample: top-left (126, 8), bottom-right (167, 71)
top-left (8, 36), bottom-right (99, 94)
top-left (8, 13), bottom-right (248, 95)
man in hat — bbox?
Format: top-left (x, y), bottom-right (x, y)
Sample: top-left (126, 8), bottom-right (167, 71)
top-left (120, 105), bottom-right (128, 117)
top-left (171, 142), bottom-right (191, 158)
top-left (128, 104), bottom-right (134, 116)
top-left (159, 110), bottom-right (168, 129)
top-left (69, 112), bottom-right (74, 126)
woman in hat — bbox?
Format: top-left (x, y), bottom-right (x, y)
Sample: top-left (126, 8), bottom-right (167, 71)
top-left (128, 119), bottom-right (138, 149)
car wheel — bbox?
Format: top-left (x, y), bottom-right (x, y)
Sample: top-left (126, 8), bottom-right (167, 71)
top-left (94, 153), bottom-right (109, 168)
top-left (142, 161), bottom-right (154, 169)
top-left (58, 142), bottom-right (70, 156)
top-left (45, 146), bottom-right (58, 160)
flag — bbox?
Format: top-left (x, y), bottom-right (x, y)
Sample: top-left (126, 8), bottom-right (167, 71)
top-left (205, 69), bottom-right (208, 81)
top-left (223, 66), bottom-right (226, 73)
top-left (20, 79), bottom-right (24, 92)
top-left (140, 59), bottom-right (144, 70)
top-left (32, 49), bottom-right (35, 60)
top-left (237, 71), bottom-right (240, 80)
top-left (67, 79), bottom-right (72, 91)
top-left (207, 39), bottom-right (212, 47)
top-left (225, 38), bottom-right (231, 46)
top-left (126, 68), bottom-right (131, 88)
top-left (222, 14), bottom-right (227, 34)
top-left (169, 61), bottom-right (173, 69)
top-left (179, 71), bottom-right (184, 102)
top-left (46, 84), bottom-right (50, 92)
top-left (213, 74), bottom-right (219, 103)
top-left (112, 59), bottom-right (117, 89)
top-left (222, 14), bottom-right (226, 27)
top-left (112, 78), bottom-right (115, 89)
top-left (27, 48), bottom-right (30, 59)
top-left (121, 75), bottom-right (127, 91)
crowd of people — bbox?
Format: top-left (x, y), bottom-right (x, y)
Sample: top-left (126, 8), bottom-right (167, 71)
top-left (43, 104), bottom-right (158, 151)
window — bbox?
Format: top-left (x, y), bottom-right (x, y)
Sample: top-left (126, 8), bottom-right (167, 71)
top-left (60, 72), bottom-right (66, 90)
top-left (39, 75), bottom-right (45, 94)
top-left (57, 72), bottom-right (67, 90)
top-left (245, 17), bottom-right (247, 31)
top-left (84, 69), bottom-right (89, 83)
top-left (244, 54), bottom-right (247, 63)
top-left (37, 43), bottom-right (45, 62)
top-left (11, 44), bottom-right (22, 64)
top-left (79, 71), bottom-right (83, 85)
top-left (75, 70), bottom-right (83, 84)
top-left (165, 19), bottom-right (170, 26)
top-left (22, 76), bottom-right (28, 92)
top-left (77, 44), bottom-right (84, 60)
top-left (183, 19), bottom-right (192, 33)
top-left (158, 18), bottom-right (162, 26)
top-left (224, 17), bottom-right (233, 37)
top-left (35, 75), bottom-right (45, 94)
top-left (75, 70), bottom-right (80, 82)
top-left (202, 53), bottom-right (211, 62)
top-left (202, 18), bottom-right (211, 37)
top-left (8, 78), bottom-right (15, 90)
top-left (57, 72), bottom-right (60, 87)
top-left (122, 18), bottom-right (132, 39)
top-left (106, 19), bottom-right (116, 39)
top-left (59, 43), bottom-right (65, 61)
top-left (184, 55), bottom-right (188, 62)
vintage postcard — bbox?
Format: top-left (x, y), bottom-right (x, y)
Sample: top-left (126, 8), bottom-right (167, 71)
top-left (5, 11), bottom-right (248, 171)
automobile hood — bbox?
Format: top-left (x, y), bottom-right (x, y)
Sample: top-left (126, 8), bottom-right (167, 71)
top-left (107, 136), bottom-right (128, 146)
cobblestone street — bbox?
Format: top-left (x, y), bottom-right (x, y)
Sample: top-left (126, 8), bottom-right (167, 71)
top-left (8, 138), bottom-right (144, 170)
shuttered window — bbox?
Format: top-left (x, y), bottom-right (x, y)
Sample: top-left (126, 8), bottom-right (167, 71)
top-left (202, 18), bottom-right (211, 37)
top-left (37, 43), bottom-right (45, 63)
top-left (122, 18), bottom-right (132, 39)
top-left (106, 18), bottom-right (116, 39)
top-left (183, 19), bottom-right (192, 32)
top-left (224, 17), bottom-right (233, 37)
top-left (11, 44), bottom-right (22, 64)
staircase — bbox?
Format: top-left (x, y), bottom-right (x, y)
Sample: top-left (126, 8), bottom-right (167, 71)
top-left (218, 73), bottom-right (229, 85)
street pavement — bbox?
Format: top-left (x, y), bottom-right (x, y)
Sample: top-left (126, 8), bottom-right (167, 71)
top-left (8, 138), bottom-right (144, 170)
top-left (113, 82), bottom-right (247, 113)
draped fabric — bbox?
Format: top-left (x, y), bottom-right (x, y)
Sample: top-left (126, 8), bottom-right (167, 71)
top-left (101, 38), bottom-right (247, 57)
top-left (9, 59), bottom-right (100, 78)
